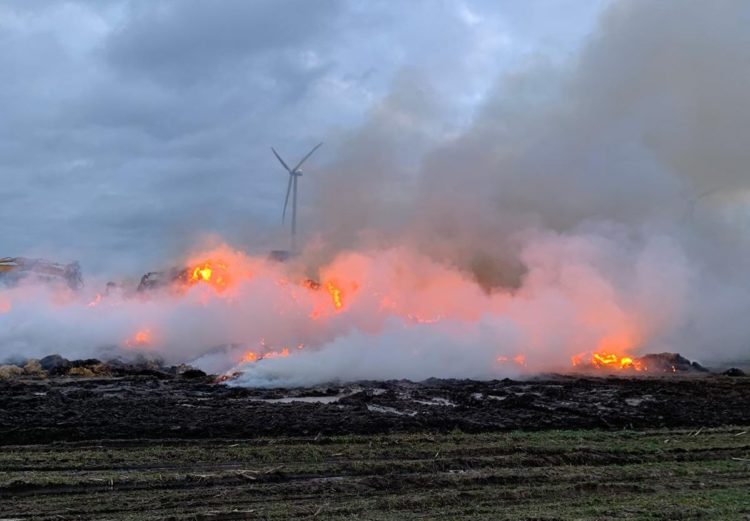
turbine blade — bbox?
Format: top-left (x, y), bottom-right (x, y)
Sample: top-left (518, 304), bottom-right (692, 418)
top-left (291, 142), bottom-right (323, 173)
top-left (282, 175), bottom-right (293, 223)
top-left (271, 147), bottom-right (292, 172)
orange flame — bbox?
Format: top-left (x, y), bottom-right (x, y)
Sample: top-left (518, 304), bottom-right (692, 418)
top-left (264, 347), bottom-right (290, 359)
top-left (241, 346), bottom-right (290, 363)
top-left (125, 328), bottom-right (152, 348)
top-left (572, 351), bottom-right (645, 371)
top-left (326, 281), bottom-right (343, 310)
top-left (188, 260), bottom-right (230, 290)
top-left (193, 265), bottom-right (212, 282)
top-left (496, 354), bottom-right (527, 366)
top-left (570, 330), bottom-right (645, 372)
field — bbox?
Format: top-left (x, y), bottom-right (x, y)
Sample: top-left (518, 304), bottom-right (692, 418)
top-left (1, 374), bottom-right (749, 519)
top-left (1, 427), bottom-right (749, 520)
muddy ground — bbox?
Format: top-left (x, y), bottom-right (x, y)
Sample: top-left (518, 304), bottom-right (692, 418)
top-left (2, 373), bottom-right (750, 519)
top-left (1, 373), bottom-right (749, 445)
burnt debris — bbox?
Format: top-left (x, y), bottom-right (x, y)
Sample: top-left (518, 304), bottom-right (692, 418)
top-left (0, 354), bottom-right (211, 381)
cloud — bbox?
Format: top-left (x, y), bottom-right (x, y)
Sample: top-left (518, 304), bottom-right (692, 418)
top-left (106, 1), bottom-right (342, 84)
top-left (6, 0), bottom-right (581, 274)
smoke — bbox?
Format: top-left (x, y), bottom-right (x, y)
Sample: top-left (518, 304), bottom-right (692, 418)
top-left (0, 233), bottom-right (690, 386)
top-left (304, 0), bottom-right (750, 360)
top-left (2, 0), bottom-right (750, 385)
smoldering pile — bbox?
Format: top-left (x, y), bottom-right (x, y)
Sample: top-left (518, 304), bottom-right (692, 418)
top-left (0, 354), bottom-right (209, 381)
top-left (1, 350), bottom-right (744, 386)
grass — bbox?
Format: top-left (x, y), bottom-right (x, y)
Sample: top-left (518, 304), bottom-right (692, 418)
top-left (1, 426), bottom-right (749, 520)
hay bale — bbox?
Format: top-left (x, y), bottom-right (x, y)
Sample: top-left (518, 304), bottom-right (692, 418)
top-left (0, 364), bottom-right (23, 380)
top-left (39, 354), bottom-right (68, 372)
top-left (23, 359), bottom-right (47, 378)
top-left (67, 366), bottom-right (96, 377)
top-left (90, 362), bottom-right (112, 376)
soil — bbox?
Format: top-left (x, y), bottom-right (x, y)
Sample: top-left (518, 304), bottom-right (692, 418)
top-left (1, 373), bottom-right (749, 445)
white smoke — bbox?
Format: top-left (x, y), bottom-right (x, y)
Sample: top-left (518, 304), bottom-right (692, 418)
top-left (0, 228), bottom-right (693, 387)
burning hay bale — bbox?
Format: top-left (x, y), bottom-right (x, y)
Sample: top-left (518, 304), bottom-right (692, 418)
top-left (572, 351), bottom-right (708, 374)
top-left (137, 260), bottom-right (233, 293)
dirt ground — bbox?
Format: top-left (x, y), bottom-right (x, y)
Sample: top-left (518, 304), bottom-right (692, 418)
top-left (1, 373), bottom-right (749, 444)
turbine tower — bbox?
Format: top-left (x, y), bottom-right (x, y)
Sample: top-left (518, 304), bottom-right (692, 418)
top-left (271, 142), bottom-right (323, 252)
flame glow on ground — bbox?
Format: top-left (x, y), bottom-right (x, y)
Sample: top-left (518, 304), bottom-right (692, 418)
top-left (0, 234), bottom-right (688, 386)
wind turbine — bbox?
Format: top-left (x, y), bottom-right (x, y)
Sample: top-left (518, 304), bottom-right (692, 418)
top-left (271, 142), bottom-right (323, 252)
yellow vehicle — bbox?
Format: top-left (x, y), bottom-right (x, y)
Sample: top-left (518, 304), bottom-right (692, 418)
top-left (0, 257), bottom-right (83, 290)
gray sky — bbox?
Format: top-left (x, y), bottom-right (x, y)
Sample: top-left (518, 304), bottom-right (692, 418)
top-left (0, 0), bottom-right (608, 275)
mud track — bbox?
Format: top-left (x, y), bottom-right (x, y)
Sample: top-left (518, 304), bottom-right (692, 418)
top-left (1, 374), bottom-right (748, 444)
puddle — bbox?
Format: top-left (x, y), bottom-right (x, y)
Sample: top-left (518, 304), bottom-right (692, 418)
top-left (252, 395), bottom-right (347, 404)
top-left (367, 404), bottom-right (418, 416)
top-left (413, 397), bottom-right (456, 407)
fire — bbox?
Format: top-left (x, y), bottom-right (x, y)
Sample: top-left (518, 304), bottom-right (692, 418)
top-left (592, 352), bottom-right (643, 370)
top-left (193, 265), bottom-right (212, 282)
top-left (304, 279), bottom-right (352, 318)
top-left (241, 346), bottom-right (290, 363)
top-left (188, 260), bottom-right (229, 290)
top-left (264, 347), bottom-right (290, 359)
top-left (326, 281), bottom-right (343, 310)
top-left (572, 351), bottom-right (645, 371)
top-left (496, 354), bottom-right (527, 366)
top-left (569, 329), bottom-right (646, 371)
top-left (4, 242), bottom-right (673, 381)
top-left (125, 328), bottom-right (153, 348)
